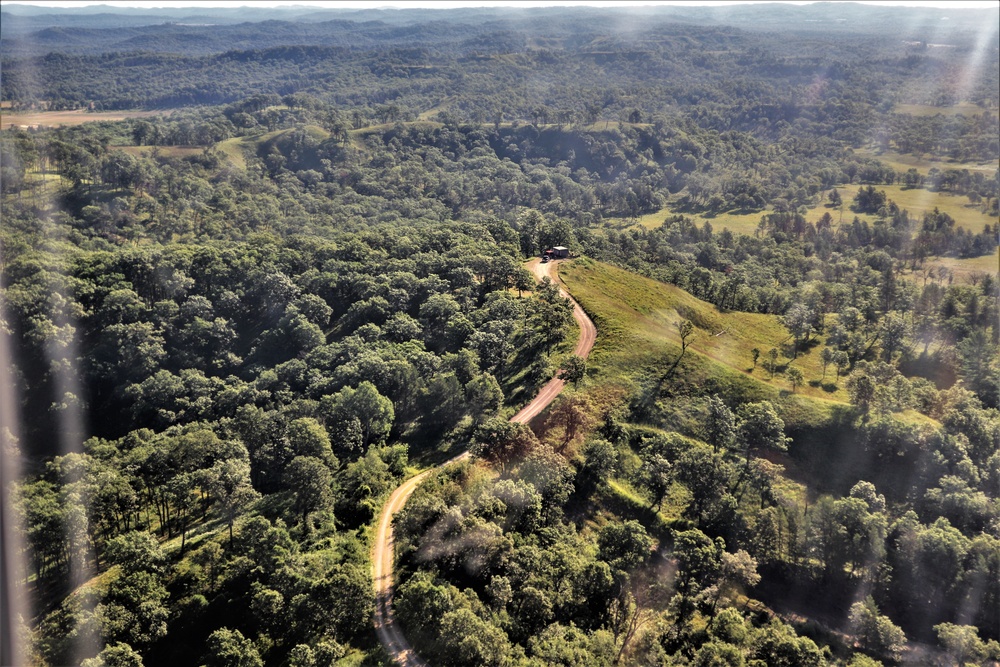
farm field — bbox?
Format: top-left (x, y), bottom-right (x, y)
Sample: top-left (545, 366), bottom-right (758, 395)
top-left (0, 108), bottom-right (164, 129)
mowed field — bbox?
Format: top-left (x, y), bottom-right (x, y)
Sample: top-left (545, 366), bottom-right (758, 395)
top-left (0, 108), bottom-right (164, 129)
top-left (615, 183), bottom-right (995, 236)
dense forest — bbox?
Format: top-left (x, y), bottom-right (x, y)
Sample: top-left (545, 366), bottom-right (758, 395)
top-left (1, 3), bottom-right (998, 667)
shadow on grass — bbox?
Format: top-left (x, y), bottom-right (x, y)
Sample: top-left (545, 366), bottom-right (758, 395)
top-left (566, 478), bottom-right (676, 547)
top-left (808, 379), bottom-right (840, 392)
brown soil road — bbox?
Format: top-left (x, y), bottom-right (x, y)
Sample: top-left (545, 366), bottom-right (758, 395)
top-left (372, 259), bottom-right (596, 666)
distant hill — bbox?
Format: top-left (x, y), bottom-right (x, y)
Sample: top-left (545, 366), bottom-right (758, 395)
top-left (2, 3), bottom-right (996, 56)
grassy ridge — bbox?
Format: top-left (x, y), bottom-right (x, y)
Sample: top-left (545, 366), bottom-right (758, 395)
top-left (120, 145), bottom-right (206, 158)
top-left (558, 258), bottom-right (853, 439)
top-left (214, 124), bottom-right (332, 169)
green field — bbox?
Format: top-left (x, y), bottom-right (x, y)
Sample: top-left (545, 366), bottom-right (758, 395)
top-left (613, 182), bottom-right (995, 237)
top-left (559, 258), bottom-right (850, 410)
top-left (826, 183), bottom-right (995, 233)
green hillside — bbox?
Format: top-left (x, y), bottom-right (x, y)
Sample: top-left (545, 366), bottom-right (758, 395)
top-left (560, 258), bottom-right (845, 405)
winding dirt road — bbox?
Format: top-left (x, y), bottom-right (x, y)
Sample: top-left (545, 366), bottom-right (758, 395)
top-left (372, 259), bottom-right (596, 666)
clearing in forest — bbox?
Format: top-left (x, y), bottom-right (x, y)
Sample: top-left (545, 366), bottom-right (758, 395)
top-left (558, 258), bottom-right (850, 413)
top-left (906, 249), bottom-right (999, 284)
top-left (614, 182), bottom-right (995, 236)
top-left (853, 147), bottom-right (997, 176)
top-left (892, 102), bottom-right (994, 117)
top-left (0, 108), bottom-right (164, 129)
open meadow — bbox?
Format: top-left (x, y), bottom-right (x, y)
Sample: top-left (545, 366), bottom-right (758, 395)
top-left (854, 147), bottom-right (998, 176)
top-left (0, 108), bottom-right (164, 129)
top-left (558, 258), bottom-right (851, 417)
top-left (613, 182), bottom-right (995, 236)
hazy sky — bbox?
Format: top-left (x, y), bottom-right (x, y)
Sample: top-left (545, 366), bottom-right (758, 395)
top-left (5, 1), bottom-right (999, 9)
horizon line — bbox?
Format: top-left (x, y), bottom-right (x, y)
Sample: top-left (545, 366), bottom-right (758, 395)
top-left (4, 1), bottom-right (999, 10)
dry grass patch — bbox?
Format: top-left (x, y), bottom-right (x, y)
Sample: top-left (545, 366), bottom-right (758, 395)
top-left (854, 148), bottom-right (997, 176)
top-left (903, 250), bottom-right (999, 285)
top-left (0, 108), bottom-right (163, 129)
top-left (892, 102), bottom-right (993, 117)
top-left (614, 207), bottom-right (764, 236)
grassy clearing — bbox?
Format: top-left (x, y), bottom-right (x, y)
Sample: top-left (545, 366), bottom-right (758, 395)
top-left (610, 182), bottom-right (994, 237)
top-left (0, 108), bottom-right (164, 129)
top-left (417, 97), bottom-right (456, 120)
top-left (854, 148), bottom-right (998, 176)
top-left (826, 183), bottom-right (995, 233)
top-left (605, 205), bottom-right (766, 236)
top-left (903, 250), bottom-right (999, 284)
top-left (614, 207), bottom-right (764, 235)
top-left (13, 170), bottom-right (70, 201)
top-left (214, 136), bottom-right (250, 168)
top-left (214, 124), bottom-right (333, 168)
top-left (350, 120), bottom-right (442, 139)
top-left (558, 257), bottom-right (849, 411)
top-left (244, 124), bottom-right (331, 146)
top-left (892, 102), bottom-right (993, 117)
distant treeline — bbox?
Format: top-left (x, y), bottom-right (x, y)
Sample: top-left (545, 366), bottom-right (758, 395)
top-left (3, 20), bottom-right (997, 163)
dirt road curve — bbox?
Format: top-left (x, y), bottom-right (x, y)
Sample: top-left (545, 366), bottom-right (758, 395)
top-left (372, 259), bottom-right (596, 666)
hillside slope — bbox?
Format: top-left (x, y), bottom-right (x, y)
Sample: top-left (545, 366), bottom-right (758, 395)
top-left (560, 257), bottom-right (846, 405)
